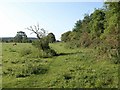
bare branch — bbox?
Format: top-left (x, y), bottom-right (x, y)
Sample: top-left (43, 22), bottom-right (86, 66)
top-left (34, 25), bottom-right (37, 31)
top-left (37, 23), bottom-right (39, 31)
top-left (30, 32), bottom-right (34, 35)
top-left (26, 23), bottom-right (47, 40)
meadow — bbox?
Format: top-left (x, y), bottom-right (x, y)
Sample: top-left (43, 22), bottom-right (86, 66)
top-left (2, 42), bottom-right (118, 88)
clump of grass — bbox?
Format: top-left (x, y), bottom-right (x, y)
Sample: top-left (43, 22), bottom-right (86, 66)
top-left (30, 48), bottom-right (57, 58)
top-left (15, 63), bottom-right (48, 78)
top-left (19, 48), bottom-right (32, 57)
top-left (29, 48), bottom-right (42, 58)
top-left (9, 48), bottom-right (16, 52)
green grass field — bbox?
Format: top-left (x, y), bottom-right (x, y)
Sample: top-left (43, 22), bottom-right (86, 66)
top-left (2, 43), bottom-right (118, 88)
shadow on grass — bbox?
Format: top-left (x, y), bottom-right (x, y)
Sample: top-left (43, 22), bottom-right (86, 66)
top-left (56, 51), bottom-right (82, 56)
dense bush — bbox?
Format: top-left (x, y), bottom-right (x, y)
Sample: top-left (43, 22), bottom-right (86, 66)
top-left (96, 43), bottom-right (119, 64)
top-left (61, 2), bottom-right (119, 64)
top-left (32, 39), bottom-right (49, 50)
top-left (65, 33), bottom-right (91, 49)
top-left (47, 33), bottom-right (56, 43)
top-left (61, 31), bottom-right (71, 42)
top-left (32, 38), bottom-right (56, 58)
top-left (108, 49), bottom-right (119, 64)
top-left (80, 32), bottom-right (91, 48)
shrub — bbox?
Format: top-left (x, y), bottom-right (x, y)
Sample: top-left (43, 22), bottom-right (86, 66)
top-left (80, 32), bottom-right (91, 48)
top-left (43, 49), bottom-right (57, 58)
top-left (109, 49), bottom-right (119, 64)
top-left (32, 39), bottom-right (57, 58)
top-left (97, 43), bottom-right (119, 64)
top-left (65, 32), bottom-right (91, 49)
top-left (96, 44), bottom-right (108, 54)
top-left (32, 39), bottom-right (49, 50)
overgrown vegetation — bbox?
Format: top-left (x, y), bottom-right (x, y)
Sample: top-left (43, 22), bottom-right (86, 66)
top-left (2, 43), bottom-right (118, 88)
top-left (61, 2), bottom-right (120, 64)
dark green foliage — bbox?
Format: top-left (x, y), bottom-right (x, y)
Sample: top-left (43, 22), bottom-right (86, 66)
top-left (89, 9), bottom-right (105, 38)
top-left (39, 37), bottom-right (50, 51)
top-left (69, 31), bottom-right (80, 41)
top-left (32, 37), bottom-right (56, 58)
top-left (43, 48), bottom-right (57, 58)
top-left (14, 31), bottom-right (28, 43)
top-left (81, 14), bottom-right (91, 33)
top-left (14, 34), bottom-right (22, 43)
top-left (61, 31), bottom-right (71, 42)
top-left (32, 38), bottom-right (49, 51)
top-left (73, 20), bottom-right (82, 32)
top-left (47, 33), bottom-right (56, 43)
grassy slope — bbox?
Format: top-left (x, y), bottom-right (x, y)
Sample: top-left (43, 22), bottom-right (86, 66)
top-left (2, 43), bottom-right (118, 88)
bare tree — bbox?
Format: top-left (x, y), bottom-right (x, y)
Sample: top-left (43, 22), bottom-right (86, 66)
top-left (25, 23), bottom-right (57, 57)
top-left (26, 23), bottom-right (47, 40)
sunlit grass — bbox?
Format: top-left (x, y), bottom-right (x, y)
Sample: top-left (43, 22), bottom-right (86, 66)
top-left (2, 42), bottom-right (118, 88)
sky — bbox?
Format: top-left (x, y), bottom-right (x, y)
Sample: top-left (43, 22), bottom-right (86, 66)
top-left (0, 2), bottom-right (104, 40)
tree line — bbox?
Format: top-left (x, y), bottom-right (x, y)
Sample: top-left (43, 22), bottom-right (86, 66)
top-left (1, 31), bottom-right (56, 43)
top-left (61, 2), bottom-right (120, 64)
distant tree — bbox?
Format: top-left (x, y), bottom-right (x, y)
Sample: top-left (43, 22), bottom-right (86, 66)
top-left (22, 34), bottom-right (28, 43)
top-left (14, 31), bottom-right (28, 43)
top-left (47, 33), bottom-right (56, 43)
